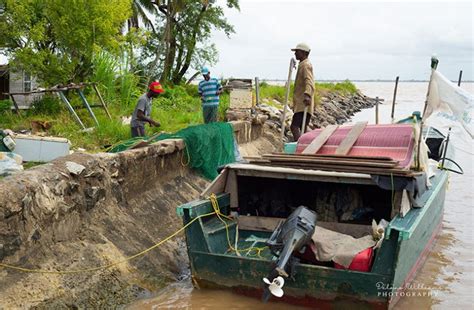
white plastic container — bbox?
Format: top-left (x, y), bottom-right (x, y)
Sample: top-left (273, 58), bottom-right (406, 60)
top-left (13, 134), bottom-right (70, 162)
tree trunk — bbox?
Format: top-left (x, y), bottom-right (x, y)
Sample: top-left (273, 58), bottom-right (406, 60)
top-left (174, 5), bottom-right (207, 83)
top-left (171, 34), bottom-right (185, 83)
top-left (160, 4), bottom-right (176, 84)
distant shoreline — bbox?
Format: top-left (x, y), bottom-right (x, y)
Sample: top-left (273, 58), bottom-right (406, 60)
top-left (260, 79), bottom-right (474, 83)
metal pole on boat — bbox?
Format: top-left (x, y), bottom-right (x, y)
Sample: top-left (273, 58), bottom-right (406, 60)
top-left (301, 106), bottom-right (308, 133)
top-left (457, 70), bottom-right (463, 87)
top-left (417, 56), bottom-right (439, 170)
top-left (441, 127), bottom-right (452, 169)
top-left (280, 58), bottom-right (297, 144)
top-left (375, 97), bottom-right (379, 124)
top-left (390, 76), bottom-right (399, 123)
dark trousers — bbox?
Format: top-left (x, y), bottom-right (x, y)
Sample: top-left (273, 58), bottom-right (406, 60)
top-left (131, 126), bottom-right (145, 137)
top-left (203, 105), bottom-right (218, 123)
top-left (290, 111), bottom-right (312, 141)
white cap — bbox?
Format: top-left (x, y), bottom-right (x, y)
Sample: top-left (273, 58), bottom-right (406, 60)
top-left (291, 43), bottom-right (311, 52)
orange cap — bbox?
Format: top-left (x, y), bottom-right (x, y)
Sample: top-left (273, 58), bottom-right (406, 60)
top-left (149, 81), bottom-right (164, 94)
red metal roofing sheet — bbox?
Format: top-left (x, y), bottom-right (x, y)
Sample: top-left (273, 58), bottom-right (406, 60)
top-left (296, 124), bottom-right (415, 168)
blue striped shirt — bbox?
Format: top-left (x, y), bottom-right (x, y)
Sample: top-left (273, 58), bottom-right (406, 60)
top-left (198, 78), bottom-right (222, 106)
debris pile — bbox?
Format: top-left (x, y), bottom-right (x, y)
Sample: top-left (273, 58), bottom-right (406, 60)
top-left (226, 90), bottom-right (381, 140)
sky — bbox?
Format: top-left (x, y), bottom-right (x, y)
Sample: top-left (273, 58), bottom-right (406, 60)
top-left (1, 0), bottom-right (472, 82)
top-left (209, 0), bottom-right (473, 81)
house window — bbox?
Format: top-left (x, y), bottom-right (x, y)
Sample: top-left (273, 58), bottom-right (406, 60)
top-left (24, 72), bottom-right (32, 92)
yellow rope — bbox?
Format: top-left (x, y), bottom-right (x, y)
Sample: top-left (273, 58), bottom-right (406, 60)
top-left (0, 211), bottom-right (215, 274)
top-left (0, 194), bottom-right (267, 274)
top-left (181, 145), bottom-right (191, 166)
top-left (209, 194), bottom-right (267, 257)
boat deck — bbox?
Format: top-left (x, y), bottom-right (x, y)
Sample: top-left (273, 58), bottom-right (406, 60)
top-left (225, 231), bottom-right (274, 259)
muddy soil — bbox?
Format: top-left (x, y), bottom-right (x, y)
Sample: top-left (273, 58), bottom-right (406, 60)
top-left (0, 124), bottom-right (280, 309)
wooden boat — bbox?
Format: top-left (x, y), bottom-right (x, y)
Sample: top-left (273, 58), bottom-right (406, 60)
top-left (177, 121), bottom-right (450, 309)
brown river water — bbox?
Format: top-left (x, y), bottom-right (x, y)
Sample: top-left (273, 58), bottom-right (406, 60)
top-left (127, 82), bottom-right (474, 310)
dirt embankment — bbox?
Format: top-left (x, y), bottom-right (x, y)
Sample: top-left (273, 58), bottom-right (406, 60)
top-left (0, 121), bottom-right (281, 309)
top-left (0, 88), bottom-right (374, 308)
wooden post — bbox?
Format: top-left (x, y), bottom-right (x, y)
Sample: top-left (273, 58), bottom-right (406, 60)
top-left (417, 56), bottom-right (439, 170)
top-left (9, 94), bottom-right (20, 114)
top-left (375, 96), bottom-right (379, 124)
top-left (255, 77), bottom-right (260, 106)
top-left (390, 76), bottom-right (399, 122)
top-left (458, 70), bottom-right (463, 87)
top-left (280, 58), bottom-right (296, 143)
top-left (92, 83), bottom-right (112, 120)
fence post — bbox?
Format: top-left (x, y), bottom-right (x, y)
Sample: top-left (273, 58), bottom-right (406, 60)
top-left (458, 70), bottom-right (463, 87)
top-left (375, 96), bottom-right (379, 124)
top-left (390, 76), bottom-right (399, 122)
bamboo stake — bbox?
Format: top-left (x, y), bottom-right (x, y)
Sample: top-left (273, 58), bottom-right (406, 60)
top-left (301, 106), bottom-right (308, 133)
top-left (390, 76), bottom-right (399, 122)
top-left (280, 58), bottom-right (296, 144)
top-left (255, 77), bottom-right (260, 106)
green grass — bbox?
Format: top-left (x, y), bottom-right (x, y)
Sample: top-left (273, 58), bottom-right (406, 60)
top-left (1, 80), bottom-right (357, 151)
top-left (1, 85), bottom-right (231, 151)
top-left (316, 80), bottom-right (358, 94)
top-left (258, 80), bottom-right (358, 107)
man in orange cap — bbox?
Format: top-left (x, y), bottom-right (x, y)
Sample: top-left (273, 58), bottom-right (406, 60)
top-left (130, 81), bottom-right (163, 137)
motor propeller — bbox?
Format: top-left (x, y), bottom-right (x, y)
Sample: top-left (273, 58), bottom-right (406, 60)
top-left (263, 276), bottom-right (285, 298)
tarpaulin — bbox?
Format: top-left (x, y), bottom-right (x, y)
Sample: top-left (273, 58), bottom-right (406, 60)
top-left (425, 70), bottom-right (474, 139)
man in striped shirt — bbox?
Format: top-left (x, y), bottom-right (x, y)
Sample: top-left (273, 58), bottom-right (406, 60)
top-left (198, 67), bottom-right (222, 123)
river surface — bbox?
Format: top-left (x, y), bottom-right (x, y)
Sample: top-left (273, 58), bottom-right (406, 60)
top-left (127, 82), bottom-right (474, 310)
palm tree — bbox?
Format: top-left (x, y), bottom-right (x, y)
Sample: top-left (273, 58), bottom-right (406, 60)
top-left (129, 0), bottom-right (158, 32)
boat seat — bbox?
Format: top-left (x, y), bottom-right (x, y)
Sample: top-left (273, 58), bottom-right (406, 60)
top-left (201, 216), bottom-right (237, 253)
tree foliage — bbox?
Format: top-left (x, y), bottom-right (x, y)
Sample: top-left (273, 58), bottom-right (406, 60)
top-left (0, 0), bottom-right (240, 87)
top-left (0, 0), bottom-right (132, 86)
top-left (143, 0), bottom-right (239, 84)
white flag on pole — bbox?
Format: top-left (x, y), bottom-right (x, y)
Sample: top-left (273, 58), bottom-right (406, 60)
top-left (424, 70), bottom-right (474, 140)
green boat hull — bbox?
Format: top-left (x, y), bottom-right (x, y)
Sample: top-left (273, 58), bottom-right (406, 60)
top-left (178, 170), bottom-right (448, 309)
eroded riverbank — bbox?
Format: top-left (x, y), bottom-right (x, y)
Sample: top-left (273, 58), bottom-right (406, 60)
top-left (0, 90), bottom-right (379, 308)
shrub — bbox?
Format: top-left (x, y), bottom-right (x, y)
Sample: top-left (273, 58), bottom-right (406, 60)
top-left (0, 99), bottom-right (12, 114)
top-left (29, 95), bottom-right (63, 115)
top-left (259, 80), bottom-right (269, 88)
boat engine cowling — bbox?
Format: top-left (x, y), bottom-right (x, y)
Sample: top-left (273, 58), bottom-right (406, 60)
top-left (262, 206), bottom-right (317, 302)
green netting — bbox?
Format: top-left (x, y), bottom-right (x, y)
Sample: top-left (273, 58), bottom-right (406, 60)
top-left (108, 122), bottom-right (236, 180)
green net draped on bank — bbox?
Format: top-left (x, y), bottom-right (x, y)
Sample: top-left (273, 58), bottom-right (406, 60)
top-left (108, 122), bottom-right (236, 180)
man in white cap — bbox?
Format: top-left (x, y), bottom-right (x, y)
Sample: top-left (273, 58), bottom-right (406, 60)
top-left (290, 43), bottom-right (314, 141)
top-left (198, 67), bottom-right (223, 123)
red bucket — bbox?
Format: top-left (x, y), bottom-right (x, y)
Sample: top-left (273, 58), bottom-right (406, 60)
top-left (334, 247), bottom-right (374, 272)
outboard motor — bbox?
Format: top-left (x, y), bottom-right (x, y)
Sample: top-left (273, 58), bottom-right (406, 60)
top-left (262, 206), bottom-right (317, 302)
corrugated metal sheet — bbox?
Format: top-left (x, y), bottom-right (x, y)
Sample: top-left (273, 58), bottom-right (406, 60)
top-left (297, 124), bottom-right (416, 169)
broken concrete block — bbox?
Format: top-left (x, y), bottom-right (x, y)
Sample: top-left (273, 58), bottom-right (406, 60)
top-left (65, 161), bottom-right (85, 175)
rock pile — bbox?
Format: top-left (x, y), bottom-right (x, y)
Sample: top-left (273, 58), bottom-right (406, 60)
top-left (226, 90), bottom-right (382, 141)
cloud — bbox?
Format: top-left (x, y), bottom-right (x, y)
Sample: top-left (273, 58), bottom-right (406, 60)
top-left (210, 1), bottom-right (473, 80)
